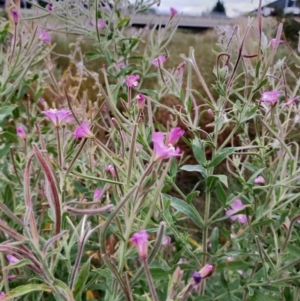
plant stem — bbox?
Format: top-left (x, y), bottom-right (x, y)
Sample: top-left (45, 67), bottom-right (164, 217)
top-left (142, 258), bottom-right (159, 301)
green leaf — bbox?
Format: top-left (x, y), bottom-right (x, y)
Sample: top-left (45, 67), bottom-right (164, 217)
top-left (0, 105), bottom-right (17, 123)
top-left (255, 60), bottom-right (261, 78)
top-left (249, 291), bottom-right (278, 301)
top-left (74, 258), bottom-right (91, 299)
top-left (215, 182), bottom-right (227, 205)
top-left (192, 139), bottom-right (207, 165)
top-left (6, 259), bottom-right (32, 270)
top-left (186, 191), bottom-right (200, 204)
top-left (283, 286), bottom-right (293, 301)
top-left (117, 16), bottom-right (130, 29)
top-left (163, 195), bottom-right (203, 229)
top-left (253, 78), bottom-right (268, 93)
top-left (207, 147), bottom-right (236, 168)
top-left (211, 227), bottom-right (219, 254)
top-left (206, 175), bottom-right (228, 191)
top-left (180, 164), bottom-right (207, 178)
top-left (138, 89), bottom-right (158, 99)
top-left (0, 284), bottom-right (52, 300)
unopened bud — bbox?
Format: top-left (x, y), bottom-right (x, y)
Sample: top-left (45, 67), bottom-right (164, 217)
top-left (11, 10), bottom-right (19, 25)
top-left (16, 125), bottom-right (27, 140)
top-left (136, 93), bottom-right (145, 111)
top-left (111, 118), bottom-right (120, 129)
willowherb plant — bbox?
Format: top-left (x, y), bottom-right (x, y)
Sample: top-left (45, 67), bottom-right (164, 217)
top-left (1, 0), bottom-right (300, 300)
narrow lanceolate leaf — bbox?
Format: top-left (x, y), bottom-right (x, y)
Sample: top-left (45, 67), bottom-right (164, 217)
top-left (0, 284), bottom-right (52, 300)
top-left (24, 151), bottom-right (39, 246)
top-left (73, 258), bottom-right (91, 299)
top-left (207, 147), bottom-right (236, 168)
top-left (163, 195), bottom-right (203, 229)
top-left (33, 144), bottom-right (61, 237)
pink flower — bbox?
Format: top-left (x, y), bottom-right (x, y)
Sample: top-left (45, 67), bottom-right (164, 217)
top-left (165, 127), bottom-right (185, 145)
top-left (42, 108), bottom-right (72, 127)
top-left (102, 104), bottom-right (107, 112)
top-left (11, 10), bottom-right (19, 24)
top-left (262, 90), bottom-right (280, 104)
top-left (225, 199), bottom-right (247, 224)
top-left (254, 176), bottom-right (265, 185)
top-left (73, 121), bottom-right (94, 139)
top-left (39, 29), bottom-right (51, 43)
top-left (152, 55), bottom-right (166, 68)
top-left (0, 292), bottom-right (5, 298)
top-left (39, 97), bottom-right (46, 104)
top-left (170, 7), bottom-right (178, 17)
top-left (269, 39), bottom-right (284, 47)
top-left (6, 254), bottom-right (19, 264)
top-left (105, 165), bottom-right (117, 176)
top-left (136, 93), bottom-right (145, 110)
top-left (152, 128), bottom-right (184, 162)
top-left (16, 125), bottom-right (27, 140)
top-left (207, 109), bottom-right (213, 115)
top-left (162, 235), bottom-right (171, 247)
top-left (125, 74), bottom-right (140, 88)
top-left (7, 275), bottom-right (15, 281)
top-left (130, 230), bottom-right (149, 259)
top-left (93, 188), bottom-right (103, 202)
top-left (46, 4), bottom-right (53, 11)
top-left (97, 19), bottom-right (106, 30)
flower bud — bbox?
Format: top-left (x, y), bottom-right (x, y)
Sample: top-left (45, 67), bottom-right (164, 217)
top-left (11, 10), bottom-right (19, 25)
top-left (16, 125), bottom-right (27, 140)
top-left (130, 230), bottom-right (149, 259)
top-left (136, 93), bottom-right (145, 111)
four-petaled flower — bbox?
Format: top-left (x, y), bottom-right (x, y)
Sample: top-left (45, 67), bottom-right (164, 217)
top-left (254, 176), bottom-right (265, 185)
top-left (6, 254), bottom-right (19, 264)
top-left (39, 29), bottom-right (51, 43)
top-left (269, 39), bottom-right (284, 47)
top-left (16, 125), bottom-right (27, 140)
top-left (73, 120), bottom-right (94, 139)
top-left (125, 74), bottom-right (140, 88)
top-left (130, 230), bottom-right (149, 259)
top-left (11, 10), bottom-right (19, 24)
top-left (152, 127), bottom-right (184, 162)
top-left (97, 19), bottom-right (106, 30)
top-left (170, 7), bottom-right (178, 17)
top-left (152, 55), bottom-right (166, 68)
top-left (42, 108), bottom-right (72, 127)
top-left (93, 188), bottom-right (103, 202)
top-left (262, 90), bottom-right (280, 105)
top-left (225, 199), bottom-right (247, 224)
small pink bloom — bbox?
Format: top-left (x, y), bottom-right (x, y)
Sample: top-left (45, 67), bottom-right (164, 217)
top-left (152, 128), bottom-right (184, 162)
top-left (269, 39), bottom-right (284, 47)
top-left (165, 127), bottom-right (185, 145)
top-left (152, 55), bottom-right (166, 68)
top-left (262, 90), bottom-right (280, 104)
top-left (192, 271), bottom-right (202, 284)
top-left (102, 104), bottom-right (107, 112)
top-left (74, 121), bottom-right (94, 139)
top-left (16, 125), bottom-right (27, 140)
top-left (39, 97), bottom-right (46, 104)
top-left (207, 108), bottom-right (213, 115)
top-left (226, 199), bottom-right (247, 224)
top-left (162, 235), bottom-right (171, 247)
top-left (97, 19), bottom-right (106, 30)
top-left (0, 292), bottom-right (5, 298)
top-left (39, 29), bottom-right (51, 43)
top-left (11, 10), bottom-right (19, 24)
top-left (254, 176), bottom-right (265, 185)
top-left (7, 275), bottom-right (15, 281)
top-left (238, 270), bottom-right (244, 275)
top-left (46, 4), bottom-right (53, 11)
top-left (93, 188), bottom-right (103, 201)
top-left (136, 93), bottom-right (145, 110)
top-left (105, 165), bottom-right (117, 176)
top-left (170, 7), bottom-right (178, 17)
top-left (125, 74), bottom-right (140, 88)
top-left (277, 150), bottom-right (281, 157)
top-left (286, 97), bottom-right (298, 106)
top-left (6, 254), bottom-right (19, 264)
top-left (130, 230), bottom-right (149, 259)
top-left (42, 108), bottom-right (72, 127)
top-left (8, 165), bottom-right (14, 173)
